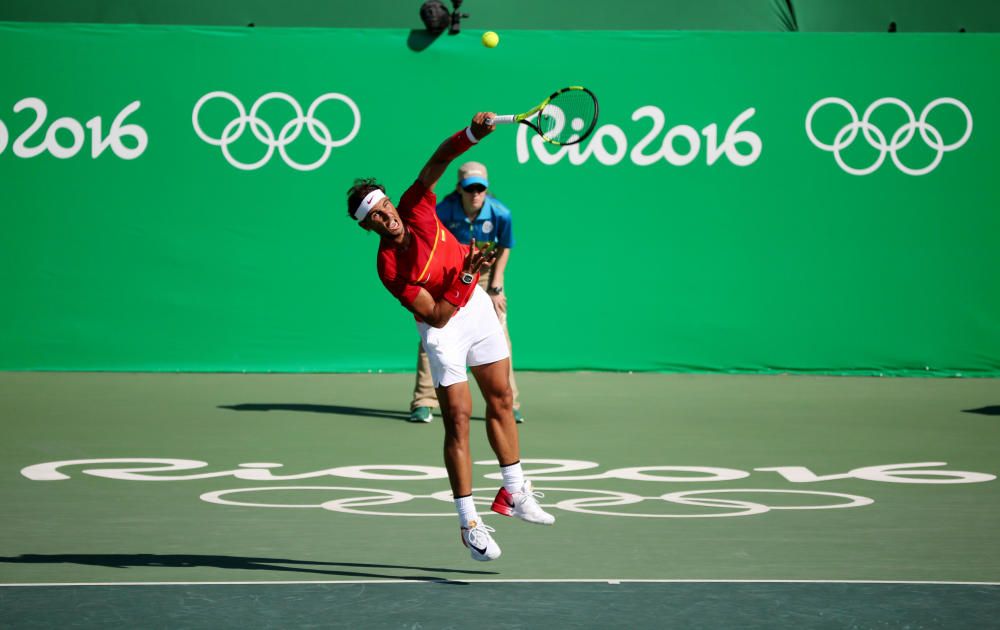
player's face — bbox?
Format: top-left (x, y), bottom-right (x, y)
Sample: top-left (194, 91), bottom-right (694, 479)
top-left (363, 197), bottom-right (404, 238)
top-left (460, 184), bottom-right (487, 213)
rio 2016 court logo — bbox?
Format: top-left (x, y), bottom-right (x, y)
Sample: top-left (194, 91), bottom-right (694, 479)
top-left (192, 91), bottom-right (361, 171)
top-left (22, 457), bottom-right (995, 519)
top-left (806, 97), bottom-right (973, 176)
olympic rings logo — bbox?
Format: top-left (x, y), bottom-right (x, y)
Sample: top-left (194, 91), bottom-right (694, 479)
top-left (805, 97), bottom-right (972, 176)
top-left (192, 91), bottom-right (361, 171)
top-left (199, 486), bottom-right (875, 519)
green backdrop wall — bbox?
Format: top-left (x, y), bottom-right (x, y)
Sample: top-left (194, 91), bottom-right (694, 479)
top-left (1, 0), bottom-right (998, 32)
top-left (1, 24), bottom-right (998, 374)
top-left (0, 0), bottom-right (793, 31)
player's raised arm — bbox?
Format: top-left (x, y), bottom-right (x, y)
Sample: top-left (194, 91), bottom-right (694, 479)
top-left (417, 112), bottom-right (495, 191)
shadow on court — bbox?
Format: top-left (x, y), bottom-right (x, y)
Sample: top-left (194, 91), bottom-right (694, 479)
top-left (219, 403), bottom-right (412, 421)
top-left (219, 403), bottom-right (489, 421)
top-left (0, 554), bottom-right (495, 584)
top-left (964, 405), bottom-right (1000, 416)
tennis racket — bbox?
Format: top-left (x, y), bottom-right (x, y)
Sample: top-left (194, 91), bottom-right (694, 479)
top-left (486, 86), bottom-right (599, 146)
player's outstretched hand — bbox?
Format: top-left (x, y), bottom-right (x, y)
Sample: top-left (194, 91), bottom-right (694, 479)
top-left (470, 112), bottom-right (496, 141)
top-left (464, 237), bottom-right (500, 275)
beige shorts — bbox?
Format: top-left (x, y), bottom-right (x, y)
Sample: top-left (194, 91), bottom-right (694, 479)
top-left (416, 285), bottom-right (510, 388)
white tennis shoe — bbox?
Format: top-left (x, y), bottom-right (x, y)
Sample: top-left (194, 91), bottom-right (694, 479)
top-left (461, 520), bottom-right (501, 561)
top-left (491, 480), bottom-right (555, 525)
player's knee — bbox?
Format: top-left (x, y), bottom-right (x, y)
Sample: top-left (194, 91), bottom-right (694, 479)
top-left (442, 408), bottom-right (472, 437)
top-left (485, 387), bottom-right (513, 414)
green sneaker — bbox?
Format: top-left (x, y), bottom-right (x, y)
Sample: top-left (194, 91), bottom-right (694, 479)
top-left (514, 409), bottom-right (524, 424)
top-left (409, 406), bottom-right (433, 423)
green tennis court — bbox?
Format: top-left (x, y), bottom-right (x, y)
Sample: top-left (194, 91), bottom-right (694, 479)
top-left (4, 1), bottom-right (1000, 627)
top-left (2, 371), bottom-right (998, 627)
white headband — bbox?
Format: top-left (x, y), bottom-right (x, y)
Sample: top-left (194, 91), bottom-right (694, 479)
top-left (354, 189), bottom-right (386, 221)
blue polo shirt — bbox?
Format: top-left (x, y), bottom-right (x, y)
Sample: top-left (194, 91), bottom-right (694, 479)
top-left (437, 192), bottom-right (515, 249)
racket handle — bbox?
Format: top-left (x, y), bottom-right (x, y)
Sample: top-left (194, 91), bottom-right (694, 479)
top-left (486, 115), bottom-right (517, 125)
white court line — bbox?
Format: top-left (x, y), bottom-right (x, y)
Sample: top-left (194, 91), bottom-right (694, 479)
top-left (1, 579), bottom-right (999, 587)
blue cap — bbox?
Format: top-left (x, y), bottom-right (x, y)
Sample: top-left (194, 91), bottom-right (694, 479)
top-left (458, 161), bottom-right (489, 189)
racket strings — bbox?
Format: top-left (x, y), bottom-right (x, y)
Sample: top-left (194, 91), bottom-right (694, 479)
top-left (538, 89), bottom-right (598, 145)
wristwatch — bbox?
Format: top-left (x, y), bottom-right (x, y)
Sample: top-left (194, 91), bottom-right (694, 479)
top-left (460, 272), bottom-right (475, 285)
top-left (487, 286), bottom-right (503, 295)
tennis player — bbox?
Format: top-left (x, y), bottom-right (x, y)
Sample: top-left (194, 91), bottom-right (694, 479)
top-left (346, 112), bottom-right (553, 561)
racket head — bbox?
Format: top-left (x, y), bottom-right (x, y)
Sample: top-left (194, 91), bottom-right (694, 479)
top-left (522, 86), bottom-right (599, 146)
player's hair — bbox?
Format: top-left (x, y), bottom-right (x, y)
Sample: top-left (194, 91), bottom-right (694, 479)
top-left (346, 178), bottom-right (386, 222)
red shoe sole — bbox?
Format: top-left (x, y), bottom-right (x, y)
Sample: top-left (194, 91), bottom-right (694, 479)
top-left (491, 487), bottom-right (514, 516)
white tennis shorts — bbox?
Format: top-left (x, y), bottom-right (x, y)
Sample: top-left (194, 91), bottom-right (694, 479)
top-left (416, 284), bottom-right (510, 388)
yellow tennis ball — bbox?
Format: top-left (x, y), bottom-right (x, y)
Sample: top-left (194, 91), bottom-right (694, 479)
top-left (482, 31), bottom-right (499, 48)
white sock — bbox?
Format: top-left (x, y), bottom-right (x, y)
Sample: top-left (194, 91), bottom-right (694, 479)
top-left (455, 494), bottom-right (479, 527)
top-left (500, 461), bottom-right (525, 494)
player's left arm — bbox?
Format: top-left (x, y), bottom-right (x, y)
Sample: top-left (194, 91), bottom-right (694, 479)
top-left (409, 287), bottom-right (461, 329)
top-left (417, 112), bottom-right (495, 191)
top-left (410, 238), bottom-right (498, 328)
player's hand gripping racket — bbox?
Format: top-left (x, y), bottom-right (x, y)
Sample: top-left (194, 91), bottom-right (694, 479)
top-left (486, 86), bottom-right (599, 146)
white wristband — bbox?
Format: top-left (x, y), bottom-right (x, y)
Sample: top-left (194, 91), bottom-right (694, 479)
top-left (465, 127), bottom-right (479, 143)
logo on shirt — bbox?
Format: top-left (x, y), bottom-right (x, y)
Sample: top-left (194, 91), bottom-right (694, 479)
top-left (482, 220), bottom-right (493, 234)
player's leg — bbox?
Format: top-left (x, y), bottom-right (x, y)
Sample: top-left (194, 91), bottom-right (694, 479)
top-left (469, 357), bottom-right (518, 462)
top-left (470, 357), bottom-right (554, 527)
top-left (420, 312), bottom-right (501, 561)
top-left (437, 381), bottom-right (501, 561)
top-left (436, 380), bottom-right (474, 497)
top-left (467, 285), bottom-right (554, 530)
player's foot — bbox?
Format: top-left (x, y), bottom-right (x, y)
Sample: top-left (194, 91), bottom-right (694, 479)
top-left (513, 408), bottom-right (524, 424)
top-left (491, 480), bottom-right (555, 525)
top-left (408, 406), bottom-right (433, 423)
top-left (461, 520), bottom-right (501, 561)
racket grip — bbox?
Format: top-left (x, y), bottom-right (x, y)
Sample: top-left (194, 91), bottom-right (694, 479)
top-left (486, 115), bottom-right (517, 125)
